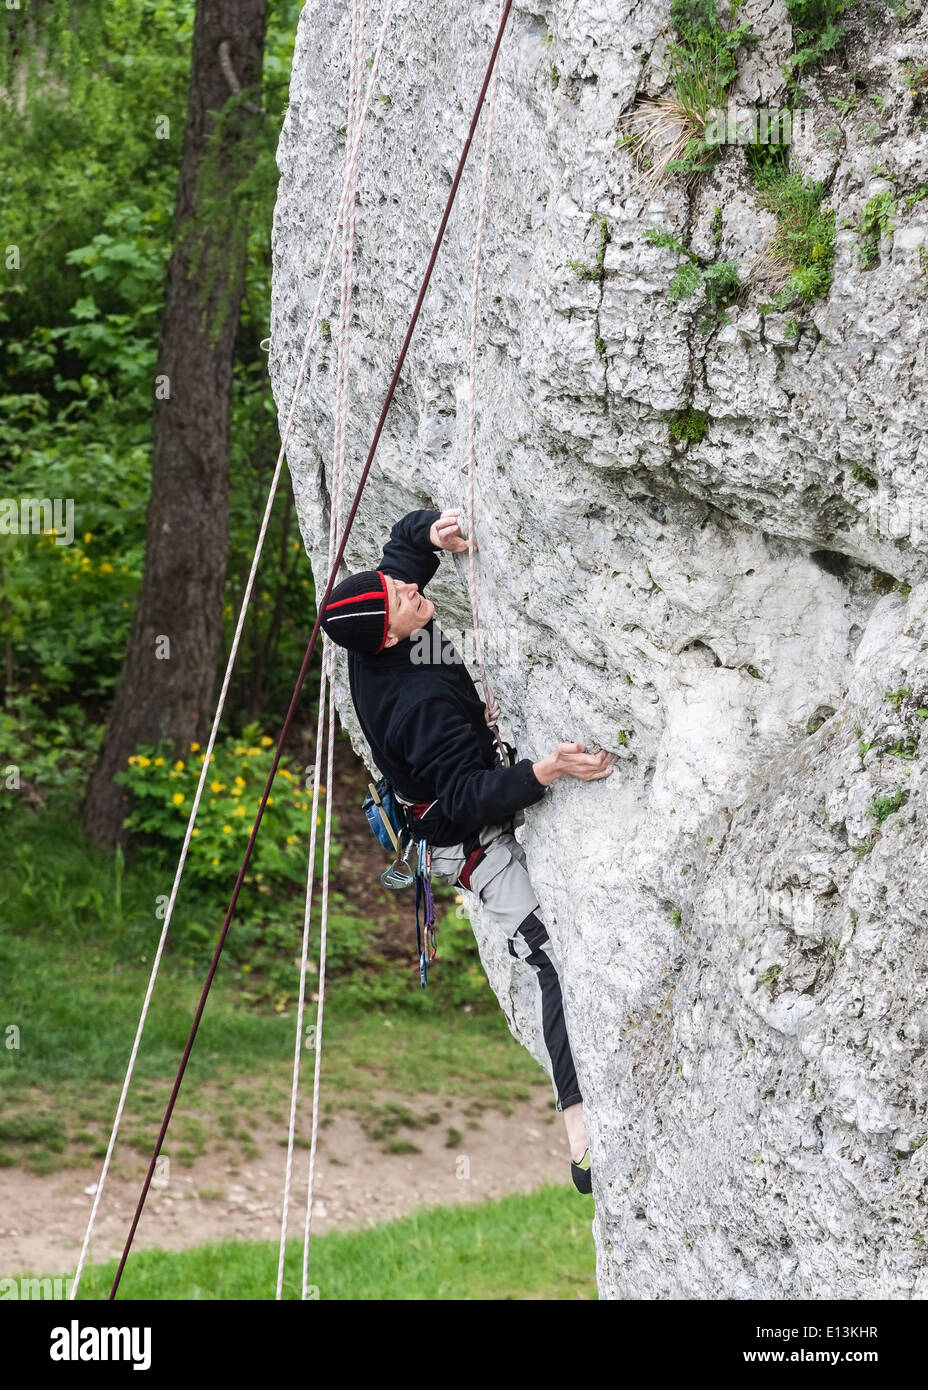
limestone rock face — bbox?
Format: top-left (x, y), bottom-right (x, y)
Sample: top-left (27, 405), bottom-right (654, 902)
top-left (270, 0), bottom-right (928, 1298)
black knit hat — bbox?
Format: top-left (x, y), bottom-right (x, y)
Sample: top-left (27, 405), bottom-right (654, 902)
top-left (319, 569), bottom-right (390, 654)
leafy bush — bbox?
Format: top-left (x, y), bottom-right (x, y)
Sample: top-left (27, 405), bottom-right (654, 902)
top-left (115, 723), bottom-right (330, 894)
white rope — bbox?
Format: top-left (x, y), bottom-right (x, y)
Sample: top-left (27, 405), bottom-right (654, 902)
top-left (464, 0), bottom-right (506, 733)
top-left (71, 0), bottom-right (397, 1299)
top-left (276, 0), bottom-right (365, 1299)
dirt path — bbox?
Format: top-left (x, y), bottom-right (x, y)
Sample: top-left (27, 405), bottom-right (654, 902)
top-left (1, 1090), bottom-right (572, 1278)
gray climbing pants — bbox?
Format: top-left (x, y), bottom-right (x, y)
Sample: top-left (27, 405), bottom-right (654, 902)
top-left (427, 821), bottom-right (583, 1114)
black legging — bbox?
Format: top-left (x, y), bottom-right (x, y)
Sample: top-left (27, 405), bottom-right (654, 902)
top-left (509, 910), bottom-right (583, 1112)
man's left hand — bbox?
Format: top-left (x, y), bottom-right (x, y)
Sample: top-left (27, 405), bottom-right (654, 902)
top-left (430, 508), bottom-right (472, 553)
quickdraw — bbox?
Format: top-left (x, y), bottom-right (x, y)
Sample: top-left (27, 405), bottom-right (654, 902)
top-left (414, 839), bottom-right (437, 989)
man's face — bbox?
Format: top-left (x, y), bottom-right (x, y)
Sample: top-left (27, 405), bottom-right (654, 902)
top-left (382, 573), bottom-right (434, 647)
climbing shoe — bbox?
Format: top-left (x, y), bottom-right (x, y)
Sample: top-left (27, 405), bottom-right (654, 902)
top-left (570, 1148), bottom-right (592, 1194)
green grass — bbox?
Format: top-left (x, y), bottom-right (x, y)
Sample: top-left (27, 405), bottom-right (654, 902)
top-left (0, 806), bottom-right (551, 1173)
top-left (747, 151), bottom-right (836, 310)
top-left (59, 1185), bottom-right (596, 1300)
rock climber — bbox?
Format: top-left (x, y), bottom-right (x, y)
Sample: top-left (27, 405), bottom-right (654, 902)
top-left (319, 507), bottom-right (615, 1194)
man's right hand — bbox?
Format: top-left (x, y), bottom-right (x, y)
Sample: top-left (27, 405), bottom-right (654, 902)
top-left (532, 743), bottom-right (617, 787)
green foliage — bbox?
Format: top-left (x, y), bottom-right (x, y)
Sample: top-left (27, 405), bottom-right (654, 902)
top-left (644, 226), bottom-right (741, 330)
top-left (619, 0), bottom-right (758, 187)
top-left (856, 192), bottom-right (897, 268)
top-left (115, 723), bottom-right (326, 896)
top-left (868, 787), bottom-right (906, 823)
top-left (757, 963), bottom-right (782, 989)
top-left (0, 439), bottom-right (149, 700)
top-left (669, 260), bottom-right (706, 302)
top-left (666, 0), bottom-right (760, 114)
top-left (748, 159), bottom-right (836, 309)
top-left (884, 685), bottom-right (913, 708)
top-left (0, 0), bottom-right (312, 734)
top-left (782, 0), bottom-right (852, 78)
top-left (886, 735), bottom-right (918, 759)
top-left (669, 408), bottom-right (709, 443)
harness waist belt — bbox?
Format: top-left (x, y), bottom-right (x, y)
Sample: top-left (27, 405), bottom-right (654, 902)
top-left (458, 846), bottom-right (486, 891)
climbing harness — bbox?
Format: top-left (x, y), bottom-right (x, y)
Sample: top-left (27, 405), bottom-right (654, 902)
top-left (93, 0), bottom-right (516, 1303)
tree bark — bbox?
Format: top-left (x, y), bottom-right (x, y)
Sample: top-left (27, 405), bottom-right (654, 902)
top-left (81, 0), bottom-right (268, 848)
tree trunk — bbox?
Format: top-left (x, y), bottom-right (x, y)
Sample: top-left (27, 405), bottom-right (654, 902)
top-left (81, 0), bottom-right (268, 848)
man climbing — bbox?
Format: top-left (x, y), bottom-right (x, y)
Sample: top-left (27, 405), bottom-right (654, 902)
top-left (319, 507), bottom-right (615, 1194)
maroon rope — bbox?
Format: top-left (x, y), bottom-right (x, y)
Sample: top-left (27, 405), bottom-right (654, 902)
top-left (108, 0), bottom-right (514, 1300)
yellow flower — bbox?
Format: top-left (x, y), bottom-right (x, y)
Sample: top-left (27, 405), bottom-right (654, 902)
top-left (210, 781), bottom-right (226, 793)
top-left (231, 787), bottom-right (242, 798)
top-left (192, 828), bottom-right (199, 836)
top-left (234, 776), bottom-right (245, 788)
top-left (83, 531), bottom-right (93, 543)
top-left (137, 756), bottom-right (151, 767)
top-left (241, 963), bottom-right (252, 974)
top-left (277, 768), bottom-right (293, 781)
top-left (233, 805), bottom-right (247, 817)
top-left (286, 834), bottom-right (298, 845)
top-left (99, 562), bottom-right (114, 575)
top-left (127, 755), bottom-right (138, 765)
top-left (260, 736), bottom-right (273, 747)
top-left (266, 797), bottom-right (274, 806)
top-left (174, 760), bottom-right (185, 771)
top-left (199, 754), bottom-right (207, 763)
top-left (172, 793), bottom-right (184, 805)
top-left (190, 742), bottom-right (201, 752)
top-left (212, 857), bottom-right (220, 866)
top-left (223, 825), bottom-right (232, 834)
top-left (153, 757), bottom-right (164, 767)
top-left (245, 746), bottom-right (261, 756)
top-left (235, 745), bottom-right (247, 756)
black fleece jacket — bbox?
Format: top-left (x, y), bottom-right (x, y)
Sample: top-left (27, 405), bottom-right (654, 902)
top-left (347, 509), bottom-right (548, 847)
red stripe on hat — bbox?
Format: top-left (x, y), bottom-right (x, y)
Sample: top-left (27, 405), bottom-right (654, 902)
top-left (376, 570), bottom-right (389, 653)
top-left (324, 589), bottom-right (386, 612)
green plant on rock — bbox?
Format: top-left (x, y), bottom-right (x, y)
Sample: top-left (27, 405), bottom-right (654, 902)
top-left (668, 407), bottom-right (709, 443)
top-left (757, 963), bottom-right (782, 989)
top-left (782, 0), bottom-right (852, 81)
top-left (856, 191), bottom-right (897, 268)
top-left (616, 0), bottom-right (759, 193)
top-left (868, 787), bottom-right (906, 823)
top-left (643, 227), bottom-right (742, 330)
top-left (748, 157), bottom-right (836, 310)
